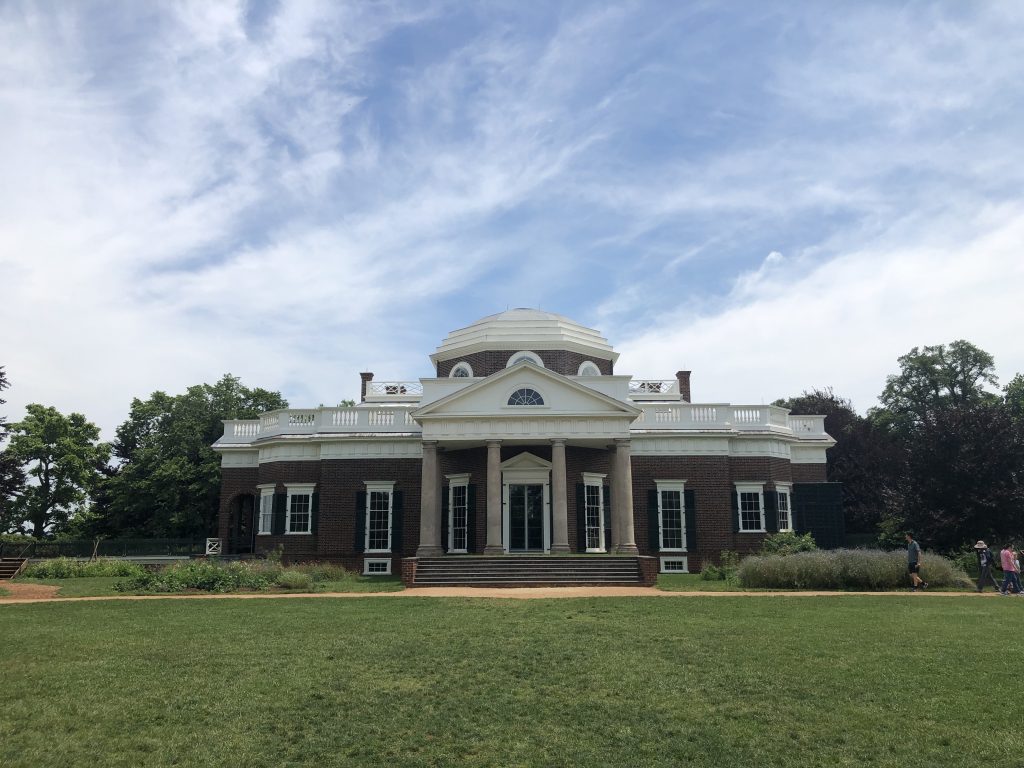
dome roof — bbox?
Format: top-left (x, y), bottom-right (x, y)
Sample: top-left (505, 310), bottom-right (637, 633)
top-left (431, 308), bottom-right (618, 363)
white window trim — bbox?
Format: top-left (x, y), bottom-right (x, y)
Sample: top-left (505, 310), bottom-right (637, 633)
top-left (775, 483), bottom-right (793, 532)
top-left (506, 350), bottom-right (544, 368)
top-left (284, 483), bottom-right (315, 535)
top-left (362, 558), bottom-right (392, 576)
top-left (735, 482), bottom-right (766, 533)
top-left (446, 473), bottom-right (471, 553)
top-left (581, 472), bottom-right (607, 553)
top-left (577, 360), bottom-right (601, 376)
top-left (660, 556), bottom-right (689, 574)
top-left (503, 384), bottom-right (548, 408)
top-left (450, 361), bottom-right (474, 378)
top-left (655, 480), bottom-right (687, 552)
top-left (256, 484), bottom-right (275, 536)
top-left (364, 481), bottom-right (395, 554)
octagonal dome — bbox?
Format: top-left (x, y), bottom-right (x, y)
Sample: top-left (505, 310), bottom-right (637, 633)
top-left (431, 308), bottom-right (618, 364)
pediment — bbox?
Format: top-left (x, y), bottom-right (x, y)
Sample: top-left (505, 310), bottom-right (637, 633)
top-left (412, 362), bottom-right (641, 421)
top-left (501, 452), bottom-right (552, 471)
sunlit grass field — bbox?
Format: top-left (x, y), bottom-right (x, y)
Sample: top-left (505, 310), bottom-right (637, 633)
top-left (1, 595), bottom-right (1019, 767)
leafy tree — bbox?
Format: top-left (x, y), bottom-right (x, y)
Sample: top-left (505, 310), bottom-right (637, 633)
top-left (5, 404), bottom-right (110, 537)
top-left (1004, 373), bottom-right (1024, 424)
top-left (773, 388), bottom-right (898, 534)
top-left (879, 340), bottom-right (999, 430)
top-left (0, 367), bottom-right (27, 532)
top-left (96, 375), bottom-right (287, 539)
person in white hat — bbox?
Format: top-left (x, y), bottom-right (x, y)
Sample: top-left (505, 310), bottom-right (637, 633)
top-left (974, 540), bottom-right (995, 593)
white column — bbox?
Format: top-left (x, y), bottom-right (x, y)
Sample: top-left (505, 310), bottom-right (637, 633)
top-left (613, 438), bottom-right (638, 554)
top-left (484, 440), bottom-right (504, 554)
top-left (416, 441), bottom-right (443, 557)
top-left (550, 439), bottom-right (570, 553)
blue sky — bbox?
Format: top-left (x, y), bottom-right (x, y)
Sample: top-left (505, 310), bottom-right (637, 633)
top-left (2, 1), bottom-right (1023, 437)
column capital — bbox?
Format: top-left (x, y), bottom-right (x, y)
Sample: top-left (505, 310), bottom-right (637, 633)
top-left (485, 438), bottom-right (502, 446)
top-left (613, 437), bottom-right (632, 448)
top-left (550, 438), bottom-right (567, 446)
top-left (422, 440), bottom-right (439, 448)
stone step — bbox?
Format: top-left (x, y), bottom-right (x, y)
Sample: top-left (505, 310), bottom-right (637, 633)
top-left (413, 555), bottom-right (643, 586)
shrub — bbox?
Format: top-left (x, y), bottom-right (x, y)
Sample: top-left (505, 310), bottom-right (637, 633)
top-left (701, 551), bottom-right (740, 582)
top-left (276, 569), bottom-right (313, 590)
top-left (700, 564), bottom-right (722, 581)
top-left (115, 560), bottom-right (279, 594)
top-left (738, 549), bottom-right (972, 590)
top-left (294, 562), bottom-right (350, 582)
top-left (761, 531), bottom-right (817, 556)
top-left (23, 558), bottom-right (148, 579)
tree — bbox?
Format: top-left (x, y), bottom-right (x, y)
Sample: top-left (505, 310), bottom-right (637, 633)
top-left (5, 404), bottom-right (110, 537)
top-left (774, 388), bottom-right (899, 534)
top-left (879, 340), bottom-right (999, 430)
top-left (1004, 373), bottom-right (1024, 425)
top-left (96, 375), bottom-right (287, 539)
top-left (0, 367), bottom-right (27, 532)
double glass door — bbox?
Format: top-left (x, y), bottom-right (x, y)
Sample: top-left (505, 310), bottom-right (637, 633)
top-left (508, 484), bottom-right (544, 551)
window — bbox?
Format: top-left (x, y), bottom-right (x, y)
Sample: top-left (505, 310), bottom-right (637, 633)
top-left (656, 481), bottom-right (686, 551)
top-left (364, 481), bottom-right (394, 553)
top-left (286, 484), bottom-right (315, 534)
top-left (363, 558), bottom-right (392, 575)
top-left (257, 485), bottom-right (274, 535)
top-left (577, 361), bottom-right (601, 376)
top-left (448, 474), bottom-right (470, 552)
top-left (582, 473), bottom-right (607, 552)
top-left (736, 484), bottom-right (765, 532)
top-left (508, 388), bottom-right (544, 406)
top-left (777, 484), bottom-right (793, 532)
top-left (506, 351), bottom-right (543, 368)
top-left (450, 362), bottom-right (473, 378)
top-left (660, 557), bottom-right (689, 573)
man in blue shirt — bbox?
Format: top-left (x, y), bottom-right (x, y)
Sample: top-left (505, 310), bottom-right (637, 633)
top-left (906, 533), bottom-right (928, 591)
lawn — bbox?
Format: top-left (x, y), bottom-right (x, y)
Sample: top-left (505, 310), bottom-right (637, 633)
top-left (1, 595), bottom-right (1020, 767)
top-left (10, 574), bottom-right (403, 597)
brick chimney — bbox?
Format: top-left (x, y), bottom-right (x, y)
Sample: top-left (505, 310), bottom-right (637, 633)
top-left (675, 370), bottom-right (691, 403)
top-left (359, 372), bottom-right (374, 402)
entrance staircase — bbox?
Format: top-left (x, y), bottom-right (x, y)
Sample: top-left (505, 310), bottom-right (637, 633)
top-left (413, 555), bottom-right (644, 587)
top-left (0, 559), bottom-right (28, 580)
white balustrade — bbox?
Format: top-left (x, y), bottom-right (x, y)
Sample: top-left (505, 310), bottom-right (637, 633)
top-left (233, 421), bottom-right (260, 437)
top-left (788, 415), bottom-right (826, 435)
top-left (365, 381), bottom-right (424, 397)
top-left (628, 380), bottom-right (678, 395)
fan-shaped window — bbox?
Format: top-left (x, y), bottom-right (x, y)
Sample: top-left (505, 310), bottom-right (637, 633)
top-left (578, 361), bottom-right (601, 376)
top-left (507, 388), bottom-right (544, 406)
top-left (450, 362), bottom-right (473, 378)
top-left (506, 351), bottom-right (544, 368)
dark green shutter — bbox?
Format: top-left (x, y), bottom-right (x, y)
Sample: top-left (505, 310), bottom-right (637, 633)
top-left (466, 485), bottom-right (477, 553)
top-left (648, 489), bottom-right (660, 552)
top-left (603, 485), bottom-right (612, 551)
top-left (311, 491), bottom-right (319, 535)
top-left (576, 484), bottom-right (587, 551)
top-left (272, 492), bottom-right (286, 535)
top-left (442, 486), bottom-right (450, 553)
top-left (731, 487), bottom-right (740, 533)
top-left (391, 491), bottom-right (403, 554)
top-left (684, 489), bottom-right (697, 552)
top-left (354, 491), bottom-right (366, 553)
top-left (764, 490), bottom-right (778, 533)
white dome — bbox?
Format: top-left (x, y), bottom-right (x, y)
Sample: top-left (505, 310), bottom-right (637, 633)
top-left (431, 308), bottom-right (617, 363)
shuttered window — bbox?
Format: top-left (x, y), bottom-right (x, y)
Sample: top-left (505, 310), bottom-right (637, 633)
top-left (285, 484), bottom-right (316, 534)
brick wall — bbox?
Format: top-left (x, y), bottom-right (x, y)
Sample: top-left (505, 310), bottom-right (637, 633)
top-left (218, 467), bottom-right (259, 542)
top-left (439, 446), bottom-right (487, 552)
top-left (792, 463), bottom-right (828, 483)
top-left (436, 349), bottom-right (614, 378)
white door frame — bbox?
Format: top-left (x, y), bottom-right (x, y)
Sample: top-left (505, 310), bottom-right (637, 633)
top-left (581, 472), bottom-right (607, 553)
top-left (500, 453), bottom-right (551, 553)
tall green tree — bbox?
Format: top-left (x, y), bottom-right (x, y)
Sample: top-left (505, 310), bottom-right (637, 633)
top-left (0, 367), bottom-right (27, 532)
top-left (879, 340), bottom-right (999, 429)
top-left (5, 404), bottom-right (109, 537)
top-left (97, 375), bottom-right (287, 539)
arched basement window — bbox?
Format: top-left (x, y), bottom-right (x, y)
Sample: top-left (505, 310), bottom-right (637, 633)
top-left (507, 388), bottom-right (544, 406)
top-left (506, 351), bottom-right (544, 368)
top-left (578, 361), bottom-right (601, 376)
top-left (450, 362), bottom-right (473, 378)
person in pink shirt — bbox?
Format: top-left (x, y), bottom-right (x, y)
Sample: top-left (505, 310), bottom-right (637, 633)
top-left (1000, 544), bottom-right (1022, 596)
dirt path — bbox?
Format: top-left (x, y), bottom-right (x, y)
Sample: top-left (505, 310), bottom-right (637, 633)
top-left (0, 585), bottom-right (1008, 605)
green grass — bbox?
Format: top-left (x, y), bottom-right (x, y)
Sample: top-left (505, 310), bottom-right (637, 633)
top-left (17, 576), bottom-right (125, 597)
top-left (1, 596), bottom-right (1021, 767)
top-left (0, 584), bottom-right (8, 597)
top-left (657, 573), bottom-right (743, 591)
top-left (314, 575), bottom-right (403, 592)
top-left (13, 573), bottom-right (403, 597)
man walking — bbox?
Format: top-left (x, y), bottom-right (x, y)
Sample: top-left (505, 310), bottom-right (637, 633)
top-left (974, 541), bottom-right (996, 592)
top-left (906, 533), bottom-right (927, 591)
top-left (1000, 543), bottom-right (1022, 596)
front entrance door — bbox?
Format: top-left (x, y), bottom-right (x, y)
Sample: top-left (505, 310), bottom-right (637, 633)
top-left (508, 484), bottom-right (545, 551)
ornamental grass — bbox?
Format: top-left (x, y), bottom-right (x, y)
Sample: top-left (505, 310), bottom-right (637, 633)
top-left (738, 549), bottom-right (972, 590)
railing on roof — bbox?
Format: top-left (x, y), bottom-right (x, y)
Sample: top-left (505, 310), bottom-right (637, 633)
top-left (219, 406), bottom-right (421, 444)
top-left (364, 381), bottom-right (423, 401)
top-left (628, 380), bottom-right (679, 395)
top-left (634, 405), bottom-right (827, 436)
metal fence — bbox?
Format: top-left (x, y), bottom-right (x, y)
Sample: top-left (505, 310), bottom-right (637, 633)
top-left (0, 539), bottom-right (205, 559)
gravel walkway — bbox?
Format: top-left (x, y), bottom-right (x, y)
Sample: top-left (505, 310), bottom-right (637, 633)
top-left (0, 583), bottom-right (1005, 605)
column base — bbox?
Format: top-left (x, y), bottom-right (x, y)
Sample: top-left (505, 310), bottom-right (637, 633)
top-left (416, 545), bottom-right (444, 558)
top-left (615, 544), bottom-right (640, 555)
top-left (483, 545), bottom-right (505, 555)
top-left (549, 544), bottom-right (571, 554)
